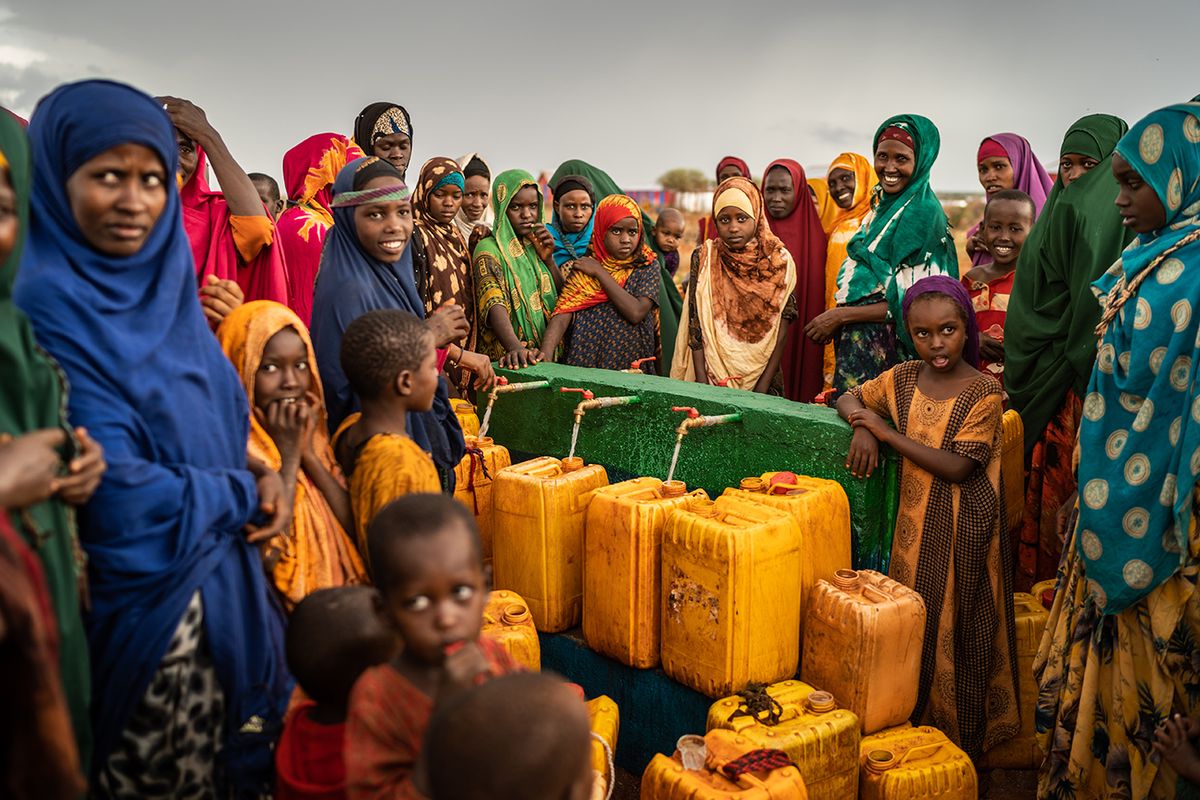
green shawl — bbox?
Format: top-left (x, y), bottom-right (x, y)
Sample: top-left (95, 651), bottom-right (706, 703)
top-left (473, 169), bottom-right (558, 347)
top-left (1004, 114), bottom-right (1132, 454)
top-left (549, 159), bottom-right (683, 374)
top-left (0, 110), bottom-right (91, 767)
top-left (837, 114), bottom-right (958, 355)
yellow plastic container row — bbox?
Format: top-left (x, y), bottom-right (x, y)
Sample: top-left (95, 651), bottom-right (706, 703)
top-left (452, 398), bottom-right (480, 437)
top-left (859, 725), bottom-right (976, 800)
top-left (453, 435), bottom-right (512, 567)
top-left (1001, 409), bottom-right (1024, 535)
top-left (584, 478), bottom-right (709, 668)
top-left (707, 680), bottom-right (859, 800)
top-left (981, 592), bottom-right (1050, 770)
top-left (493, 456), bottom-right (609, 632)
top-left (479, 589), bottom-right (540, 672)
top-left (641, 729), bottom-right (809, 799)
top-left (801, 569), bottom-right (926, 734)
top-left (661, 494), bottom-right (803, 698)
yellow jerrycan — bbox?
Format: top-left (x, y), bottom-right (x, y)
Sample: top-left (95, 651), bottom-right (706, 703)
top-left (1030, 578), bottom-right (1057, 610)
top-left (859, 725), bottom-right (977, 800)
top-left (1000, 410), bottom-right (1024, 534)
top-left (724, 471), bottom-right (852, 642)
top-left (492, 456), bottom-right (608, 632)
top-left (451, 398), bottom-right (480, 437)
top-left (479, 589), bottom-right (540, 671)
top-left (641, 728), bottom-right (809, 799)
top-left (583, 478), bottom-right (709, 668)
top-left (706, 680), bottom-right (859, 800)
top-left (453, 435), bottom-right (512, 567)
top-left (801, 569), bottom-right (926, 734)
top-left (980, 592), bottom-right (1049, 770)
top-left (587, 694), bottom-right (620, 796)
top-left (661, 494), bottom-right (803, 698)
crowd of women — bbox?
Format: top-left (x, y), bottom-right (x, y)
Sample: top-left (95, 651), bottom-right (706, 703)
top-left (1, 74), bottom-right (1199, 799)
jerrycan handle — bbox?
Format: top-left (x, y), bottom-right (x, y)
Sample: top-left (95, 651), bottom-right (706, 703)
top-left (895, 742), bottom-right (944, 767)
top-left (860, 583), bottom-right (892, 604)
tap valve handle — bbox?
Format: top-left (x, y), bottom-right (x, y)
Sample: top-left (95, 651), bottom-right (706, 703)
top-left (672, 406), bottom-right (701, 419)
top-left (560, 387), bottom-right (595, 400)
top-left (495, 376), bottom-right (509, 387)
top-left (629, 357), bottom-right (657, 370)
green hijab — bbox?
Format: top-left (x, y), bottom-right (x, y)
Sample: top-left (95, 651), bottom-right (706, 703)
top-left (1004, 114), bottom-right (1132, 454)
top-left (549, 159), bottom-right (683, 374)
top-left (0, 109), bottom-right (92, 767)
top-left (473, 168), bottom-right (558, 347)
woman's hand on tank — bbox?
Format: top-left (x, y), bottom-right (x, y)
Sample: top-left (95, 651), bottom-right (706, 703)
top-left (499, 347), bottom-right (542, 369)
top-left (528, 224), bottom-right (555, 262)
top-left (979, 333), bottom-right (1004, 362)
top-left (846, 427), bottom-right (879, 479)
top-left (439, 640), bottom-right (492, 698)
top-left (244, 457), bottom-right (293, 543)
top-left (200, 275), bottom-right (244, 326)
top-left (55, 427), bottom-right (107, 506)
top-left (455, 350), bottom-right (496, 390)
top-left (427, 302), bottom-right (471, 349)
top-left (804, 308), bottom-right (845, 344)
top-left (0, 429), bottom-right (66, 509)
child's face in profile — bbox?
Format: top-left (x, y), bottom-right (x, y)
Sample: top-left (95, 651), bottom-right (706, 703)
top-left (906, 295), bottom-right (967, 373)
top-left (255, 327), bottom-right (312, 413)
top-left (983, 199), bottom-right (1033, 269)
top-left (653, 214), bottom-right (685, 254)
top-left (406, 333), bottom-right (439, 413)
top-left (380, 522), bottom-right (487, 667)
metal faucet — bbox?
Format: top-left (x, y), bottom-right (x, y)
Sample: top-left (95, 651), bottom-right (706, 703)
top-left (477, 376), bottom-right (551, 438)
top-left (560, 387), bottom-right (643, 424)
top-left (623, 357), bottom-right (657, 374)
top-left (671, 406), bottom-right (743, 436)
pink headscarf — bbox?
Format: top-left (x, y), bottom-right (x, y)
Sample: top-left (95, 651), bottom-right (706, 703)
top-left (968, 132), bottom-right (1053, 267)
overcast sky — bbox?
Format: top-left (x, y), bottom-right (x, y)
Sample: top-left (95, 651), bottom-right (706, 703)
top-left (2, 1), bottom-right (1197, 193)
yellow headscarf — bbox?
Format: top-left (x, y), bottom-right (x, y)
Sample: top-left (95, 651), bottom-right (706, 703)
top-left (826, 152), bottom-right (879, 230)
top-left (216, 300), bottom-right (367, 608)
top-left (807, 177), bottom-right (839, 234)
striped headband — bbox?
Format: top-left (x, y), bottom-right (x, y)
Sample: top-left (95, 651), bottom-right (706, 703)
top-left (331, 182), bottom-right (412, 208)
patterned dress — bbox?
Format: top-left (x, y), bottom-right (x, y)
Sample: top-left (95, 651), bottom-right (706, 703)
top-left (852, 361), bottom-right (1019, 759)
top-left (832, 292), bottom-right (899, 396)
top-left (965, 269), bottom-right (1015, 387)
top-left (562, 263), bottom-right (659, 371)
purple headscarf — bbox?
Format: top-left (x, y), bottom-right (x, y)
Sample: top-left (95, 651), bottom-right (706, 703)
top-left (901, 274), bottom-right (980, 369)
top-left (969, 132), bottom-right (1054, 267)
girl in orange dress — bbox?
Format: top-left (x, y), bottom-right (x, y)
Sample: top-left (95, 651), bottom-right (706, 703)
top-left (837, 274), bottom-right (1018, 761)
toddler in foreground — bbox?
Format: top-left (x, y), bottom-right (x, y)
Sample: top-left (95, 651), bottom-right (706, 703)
top-left (345, 493), bottom-right (520, 799)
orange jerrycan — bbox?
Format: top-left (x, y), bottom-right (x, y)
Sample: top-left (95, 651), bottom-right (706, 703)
top-left (451, 398), bottom-right (480, 437)
top-left (1031, 578), bottom-right (1057, 610)
top-left (661, 494), bottom-right (803, 698)
top-left (859, 726), bottom-right (977, 800)
top-left (801, 569), bottom-right (925, 733)
top-left (1000, 410), bottom-right (1024, 535)
top-left (641, 728), bottom-right (809, 799)
top-left (584, 478), bottom-right (709, 668)
top-left (724, 472), bottom-right (851, 642)
top-left (480, 589), bottom-right (541, 671)
top-left (453, 436), bottom-right (512, 567)
top-left (493, 456), bottom-right (608, 632)
top-left (706, 680), bottom-right (859, 800)
top-left (980, 592), bottom-right (1049, 770)
top-left (587, 695), bottom-right (620, 792)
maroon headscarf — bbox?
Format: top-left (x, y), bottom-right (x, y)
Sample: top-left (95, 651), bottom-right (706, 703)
top-left (180, 146), bottom-right (290, 305)
top-left (762, 159), bottom-right (828, 402)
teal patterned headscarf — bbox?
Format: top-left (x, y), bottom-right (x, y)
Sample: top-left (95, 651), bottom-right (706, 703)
top-left (1076, 102), bottom-right (1200, 614)
top-left (836, 114), bottom-right (959, 355)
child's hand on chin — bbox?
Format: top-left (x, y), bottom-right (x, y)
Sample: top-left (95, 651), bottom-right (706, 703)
top-left (439, 640), bottom-right (491, 698)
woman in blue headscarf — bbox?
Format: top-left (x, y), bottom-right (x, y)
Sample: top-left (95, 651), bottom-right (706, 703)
top-left (310, 157), bottom-right (469, 490)
top-left (1036, 102), bottom-right (1200, 799)
top-left (14, 79), bottom-right (292, 797)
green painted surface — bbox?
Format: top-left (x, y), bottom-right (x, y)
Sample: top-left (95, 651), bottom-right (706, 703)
top-left (485, 363), bottom-right (899, 571)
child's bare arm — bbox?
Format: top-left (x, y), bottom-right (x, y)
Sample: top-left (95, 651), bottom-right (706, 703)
top-left (538, 313), bottom-right (572, 362)
top-left (754, 319), bottom-right (790, 394)
top-left (851, 410), bottom-right (977, 483)
top-left (574, 258), bottom-right (653, 325)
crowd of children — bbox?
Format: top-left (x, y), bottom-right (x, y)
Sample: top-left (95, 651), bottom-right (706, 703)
top-left (1, 75), bottom-right (1199, 799)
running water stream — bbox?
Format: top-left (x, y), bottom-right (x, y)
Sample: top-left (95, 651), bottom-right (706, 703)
top-left (666, 434), bottom-right (684, 484)
top-left (568, 419), bottom-right (582, 460)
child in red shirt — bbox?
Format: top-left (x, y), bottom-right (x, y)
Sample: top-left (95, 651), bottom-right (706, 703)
top-left (275, 586), bottom-right (398, 800)
top-left (345, 493), bottom-right (520, 799)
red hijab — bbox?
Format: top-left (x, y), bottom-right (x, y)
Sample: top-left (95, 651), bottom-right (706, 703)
top-left (180, 146), bottom-right (290, 306)
top-left (762, 159), bottom-right (828, 402)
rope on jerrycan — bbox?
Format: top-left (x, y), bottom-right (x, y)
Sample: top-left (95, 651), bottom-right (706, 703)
top-left (590, 732), bottom-right (614, 800)
top-left (462, 445), bottom-right (492, 515)
top-left (720, 748), bottom-right (795, 778)
top-left (728, 683), bottom-right (784, 727)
